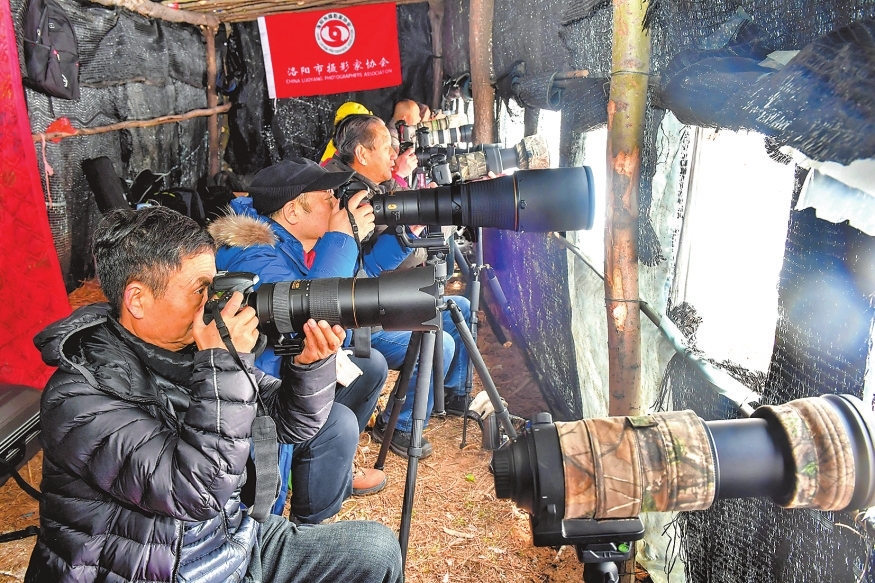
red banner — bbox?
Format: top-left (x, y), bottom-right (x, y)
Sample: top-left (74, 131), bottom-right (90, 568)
top-left (258, 3), bottom-right (402, 98)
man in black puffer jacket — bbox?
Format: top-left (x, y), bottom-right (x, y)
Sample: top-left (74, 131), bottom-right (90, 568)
top-left (24, 206), bottom-right (403, 583)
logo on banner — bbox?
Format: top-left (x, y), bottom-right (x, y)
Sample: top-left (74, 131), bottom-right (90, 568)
top-left (259, 3), bottom-right (400, 98)
top-left (315, 12), bottom-right (355, 55)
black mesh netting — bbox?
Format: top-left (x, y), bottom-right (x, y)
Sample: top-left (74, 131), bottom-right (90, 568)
top-left (224, 3), bottom-right (435, 179)
top-left (13, 0), bottom-right (210, 292)
top-left (658, 170), bottom-right (875, 581)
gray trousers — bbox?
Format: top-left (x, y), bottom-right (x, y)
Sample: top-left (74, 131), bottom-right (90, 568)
top-left (245, 515), bottom-right (404, 583)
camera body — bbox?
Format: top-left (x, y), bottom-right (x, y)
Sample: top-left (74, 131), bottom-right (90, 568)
top-left (203, 272), bottom-right (259, 324)
top-left (335, 178), bottom-right (375, 209)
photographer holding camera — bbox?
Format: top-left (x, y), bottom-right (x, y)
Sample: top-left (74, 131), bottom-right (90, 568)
top-left (25, 205), bottom-right (403, 583)
top-left (210, 157), bottom-right (424, 512)
top-left (322, 114), bottom-right (473, 458)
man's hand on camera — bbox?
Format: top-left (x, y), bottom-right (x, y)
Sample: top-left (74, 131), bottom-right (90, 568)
top-left (329, 190), bottom-right (375, 241)
top-left (194, 290), bottom-right (259, 353)
top-left (393, 148), bottom-right (417, 180)
top-left (293, 319), bottom-right (346, 365)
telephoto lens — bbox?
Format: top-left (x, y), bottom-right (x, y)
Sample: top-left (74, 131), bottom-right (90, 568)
top-left (371, 167), bottom-right (596, 232)
top-left (251, 264), bottom-right (443, 338)
top-left (494, 394), bottom-right (875, 542)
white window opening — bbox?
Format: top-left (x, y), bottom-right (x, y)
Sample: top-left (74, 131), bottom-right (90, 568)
top-left (672, 128), bottom-right (795, 372)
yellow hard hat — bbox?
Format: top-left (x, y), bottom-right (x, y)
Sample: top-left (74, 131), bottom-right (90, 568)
top-left (334, 101), bottom-right (371, 126)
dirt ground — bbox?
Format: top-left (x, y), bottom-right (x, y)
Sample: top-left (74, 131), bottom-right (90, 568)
top-left (0, 279), bottom-right (649, 582)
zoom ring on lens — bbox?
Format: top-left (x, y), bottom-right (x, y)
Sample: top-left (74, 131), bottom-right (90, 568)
top-left (272, 281), bottom-right (294, 335)
top-left (308, 278), bottom-right (342, 323)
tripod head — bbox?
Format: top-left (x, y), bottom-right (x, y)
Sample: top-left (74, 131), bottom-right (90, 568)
top-left (395, 226), bottom-right (451, 298)
top-left (542, 517), bottom-right (645, 583)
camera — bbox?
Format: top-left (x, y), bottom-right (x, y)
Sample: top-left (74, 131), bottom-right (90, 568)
top-left (370, 167), bottom-right (596, 233)
top-left (204, 265), bottom-right (442, 356)
top-left (493, 394), bottom-right (875, 547)
top-left (335, 179), bottom-right (374, 209)
top-left (415, 134), bottom-right (550, 186)
top-left (397, 116), bottom-right (474, 148)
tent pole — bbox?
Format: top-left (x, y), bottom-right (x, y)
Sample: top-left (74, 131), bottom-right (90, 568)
top-left (469, 0), bottom-right (495, 143)
top-left (605, 0), bottom-right (650, 422)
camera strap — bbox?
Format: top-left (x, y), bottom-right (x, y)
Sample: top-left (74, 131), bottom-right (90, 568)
top-left (210, 308), bottom-right (279, 523)
top-left (344, 205), bottom-right (365, 276)
top-left (344, 206), bottom-right (372, 358)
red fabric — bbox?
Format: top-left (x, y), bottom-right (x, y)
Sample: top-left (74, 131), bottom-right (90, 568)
top-left (0, 2), bottom-right (71, 389)
top-left (304, 249), bottom-right (316, 269)
top-left (259, 3), bottom-right (402, 98)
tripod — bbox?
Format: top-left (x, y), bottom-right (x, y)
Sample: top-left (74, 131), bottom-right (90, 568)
top-left (450, 227), bottom-right (514, 448)
top-left (373, 228), bottom-right (518, 569)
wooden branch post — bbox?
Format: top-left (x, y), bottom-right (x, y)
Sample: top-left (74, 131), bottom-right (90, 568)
top-left (469, 0), bottom-right (495, 143)
top-left (203, 25), bottom-right (220, 178)
top-left (428, 0), bottom-right (445, 111)
top-left (605, 0), bottom-right (650, 420)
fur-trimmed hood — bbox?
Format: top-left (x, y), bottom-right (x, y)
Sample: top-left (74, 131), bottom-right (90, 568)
top-left (208, 210), bottom-right (278, 249)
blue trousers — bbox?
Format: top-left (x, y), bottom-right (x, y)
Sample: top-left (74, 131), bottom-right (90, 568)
top-left (372, 295), bottom-right (471, 433)
top-left (245, 515), bottom-right (403, 583)
top-left (274, 351), bottom-right (389, 522)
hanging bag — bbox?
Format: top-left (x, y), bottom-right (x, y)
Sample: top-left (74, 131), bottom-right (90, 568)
top-left (23, 0), bottom-right (80, 100)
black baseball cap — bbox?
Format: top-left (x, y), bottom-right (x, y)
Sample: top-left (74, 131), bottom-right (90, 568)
top-left (249, 157), bottom-right (355, 215)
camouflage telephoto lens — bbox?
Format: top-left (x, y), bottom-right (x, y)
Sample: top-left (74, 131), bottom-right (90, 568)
top-left (493, 394), bottom-right (875, 546)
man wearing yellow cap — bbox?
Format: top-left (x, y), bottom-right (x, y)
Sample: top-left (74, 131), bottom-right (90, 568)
top-left (320, 101), bottom-right (372, 162)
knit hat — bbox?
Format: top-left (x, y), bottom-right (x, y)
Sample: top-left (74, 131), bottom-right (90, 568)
top-left (249, 158), bottom-right (354, 215)
top-left (334, 101), bottom-right (371, 126)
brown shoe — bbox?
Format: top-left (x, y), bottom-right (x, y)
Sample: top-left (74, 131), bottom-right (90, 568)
top-left (352, 463), bottom-right (387, 496)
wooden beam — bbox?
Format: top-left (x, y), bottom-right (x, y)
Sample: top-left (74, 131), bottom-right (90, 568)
top-left (166, 0), bottom-right (425, 23)
top-left (32, 104), bottom-right (232, 142)
top-left (90, 0), bottom-right (220, 26)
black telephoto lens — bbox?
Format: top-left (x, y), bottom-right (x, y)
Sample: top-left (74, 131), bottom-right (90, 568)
top-left (250, 265), bottom-right (442, 338)
top-left (371, 167), bottom-right (595, 232)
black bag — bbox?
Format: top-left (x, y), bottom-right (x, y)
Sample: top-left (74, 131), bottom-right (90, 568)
top-left (23, 0), bottom-right (80, 100)
top-left (145, 188), bottom-right (207, 227)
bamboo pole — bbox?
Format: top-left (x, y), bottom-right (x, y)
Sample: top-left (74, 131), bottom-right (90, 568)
top-left (204, 25), bottom-right (220, 178)
top-left (605, 0), bottom-right (650, 422)
top-left (32, 104), bottom-right (232, 142)
top-left (468, 0), bottom-right (495, 143)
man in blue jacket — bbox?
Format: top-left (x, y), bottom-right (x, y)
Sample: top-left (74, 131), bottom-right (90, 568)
top-left (210, 158), bottom-right (401, 517)
top-left (25, 205), bottom-right (402, 583)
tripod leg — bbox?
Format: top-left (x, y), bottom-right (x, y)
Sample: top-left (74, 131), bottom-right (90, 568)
top-left (446, 300), bottom-right (517, 440)
top-left (398, 330), bottom-right (437, 570)
top-left (432, 318), bottom-right (445, 416)
top-left (375, 332), bottom-right (422, 471)
top-left (460, 267), bottom-right (482, 448)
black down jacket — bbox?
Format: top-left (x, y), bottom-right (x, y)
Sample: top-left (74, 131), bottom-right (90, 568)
top-left (24, 303), bottom-right (337, 583)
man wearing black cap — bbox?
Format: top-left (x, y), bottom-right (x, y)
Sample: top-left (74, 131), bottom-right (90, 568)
top-left (209, 157), bottom-right (416, 522)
